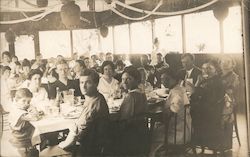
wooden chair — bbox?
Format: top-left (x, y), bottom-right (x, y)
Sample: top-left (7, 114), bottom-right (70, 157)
top-left (146, 100), bottom-right (164, 143)
top-left (233, 106), bottom-right (241, 146)
top-left (1, 105), bottom-right (10, 132)
top-left (39, 145), bottom-right (73, 157)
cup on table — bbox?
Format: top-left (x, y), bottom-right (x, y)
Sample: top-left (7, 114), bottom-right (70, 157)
top-left (44, 102), bottom-right (52, 115)
top-left (74, 96), bottom-right (83, 105)
top-left (107, 95), bottom-right (114, 107)
top-left (63, 90), bottom-right (74, 105)
top-left (51, 106), bottom-right (60, 116)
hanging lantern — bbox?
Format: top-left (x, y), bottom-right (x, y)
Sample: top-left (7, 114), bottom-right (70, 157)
top-left (5, 29), bottom-right (16, 43)
top-left (60, 1), bottom-right (81, 28)
top-left (104, 0), bottom-right (112, 4)
top-left (100, 25), bottom-right (109, 38)
top-left (213, 1), bottom-right (229, 21)
top-left (37, 0), bottom-right (48, 7)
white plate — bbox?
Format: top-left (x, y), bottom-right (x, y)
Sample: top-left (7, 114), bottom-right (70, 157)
top-left (62, 112), bottom-right (81, 119)
top-left (157, 93), bottom-right (169, 98)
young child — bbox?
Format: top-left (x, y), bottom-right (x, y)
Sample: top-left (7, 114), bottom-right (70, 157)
top-left (8, 88), bottom-right (41, 157)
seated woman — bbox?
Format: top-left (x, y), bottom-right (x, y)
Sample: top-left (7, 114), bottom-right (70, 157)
top-left (20, 69), bottom-right (49, 112)
top-left (72, 60), bottom-right (86, 97)
top-left (161, 70), bottom-right (191, 147)
top-left (138, 67), bottom-right (153, 95)
top-left (20, 59), bottom-right (31, 81)
top-left (113, 66), bottom-right (149, 155)
top-left (190, 60), bottom-right (225, 155)
top-left (1, 66), bottom-right (13, 112)
top-left (114, 60), bottom-right (125, 82)
top-left (8, 62), bottom-right (23, 90)
top-left (220, 56), bottom-right (240, 150)
top-left (48, 59), bottom-right (77, 99)
top-left (98, 61), bottom-right (119, 101)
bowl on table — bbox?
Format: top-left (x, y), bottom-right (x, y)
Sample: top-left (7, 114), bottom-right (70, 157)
top-left (62, 108), bottom-right (82, 119)
top-left (109, 106), bottom-right (120, 113)
top-left (154, 88), bottom-right (169, 98)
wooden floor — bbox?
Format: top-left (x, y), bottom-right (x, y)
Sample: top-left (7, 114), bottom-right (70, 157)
top-left (1, 114), bottom-right (249, 157)
top-left (149, 114), bottom-right (249, 157)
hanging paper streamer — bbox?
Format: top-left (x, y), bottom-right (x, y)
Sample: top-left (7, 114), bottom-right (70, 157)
top-left (110, 0), bottom-right (219, 17)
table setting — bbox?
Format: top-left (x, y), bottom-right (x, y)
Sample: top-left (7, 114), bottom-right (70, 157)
top-left (147, 88), bottom-right (169, 104)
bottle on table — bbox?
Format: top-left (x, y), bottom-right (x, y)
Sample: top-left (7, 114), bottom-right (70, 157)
top-left (55, 87), bottom-right (63, 112)
top-left (69, 89), bottom-right (75, 105)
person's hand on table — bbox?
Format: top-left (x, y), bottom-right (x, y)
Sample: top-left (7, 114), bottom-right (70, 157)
top-left (58, 131), bottom-right (77, 149)
top-left (58, 125), bottom-right (78, 149)
top-left (22, 112), bottom-right (42, 121)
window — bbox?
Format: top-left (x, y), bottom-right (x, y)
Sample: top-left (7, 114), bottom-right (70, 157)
top-left (0, 33), bottom-right (9, 54)
top-left (223, 6), bottom-right (243, 53)
top-left (155, 16), bottom-right (183, 53)
top-left (185, 11), bottom-right (220, 53)
top-left (73, 29), bottom-right (100, 55)
top-left (15, 35), bottom-right (35, 60)
top-left (113, 24), bottom-right (130, 53)
top-left (130, 21), bottom-right (152, 53)
top-left (39, 31), bottom-right (71, 58)
top-left (100, 27), bottom-right (113, 53)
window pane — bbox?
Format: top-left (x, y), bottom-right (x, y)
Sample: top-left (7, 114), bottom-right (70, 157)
top-left (223, 6), bottom-right (243, 53)
top-left (114, 24), bottom-right (130, 53)
top-left (0, 33), bottom-right (9, 54)
top-left (100, 27), bottom-right (113, 53)
top-left (130, 21), bottom-right (152, 53)
top-left (39, 31), bottom-right (71, 58)
top-left (15, 35), bottom-right (35, 60)
top-left (185, 11), bottom-right (220, 53)
top-left (155, 16), bottom-right (183, 53)
top-left (73, 29), bottom-right (100, 55)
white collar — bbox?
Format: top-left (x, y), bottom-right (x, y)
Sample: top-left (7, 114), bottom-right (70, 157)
top-left (186, 68), bottom-right (194, 77)
top-left (187, 68), bottom-right (194, 73)
top-left (128, 88), bottom-right (141, 93)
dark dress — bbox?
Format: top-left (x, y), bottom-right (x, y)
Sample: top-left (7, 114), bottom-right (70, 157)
top-left (190, 75), bottom-right (225, 150)
top-left (154, 61), bottom-right (168, 88)
top-left (221, 71), bottom-right (239, 150)
top-left (48, 79), bottom-right (78, 99)
top-left (177, 66), bottom-right (202, 86)
top-left (112, 89), bottom-right (149, 155)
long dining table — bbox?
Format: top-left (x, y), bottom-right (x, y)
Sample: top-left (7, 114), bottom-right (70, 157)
top-left (30, 98), bottom-right (125, 145)
top-left (30, 91), bottom-right (167, 146)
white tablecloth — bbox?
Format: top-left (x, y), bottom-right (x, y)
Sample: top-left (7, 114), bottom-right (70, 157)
top-left (31, 116), bottom-right (76, 145)
top-left (30, 99), bottom-right (124, 145)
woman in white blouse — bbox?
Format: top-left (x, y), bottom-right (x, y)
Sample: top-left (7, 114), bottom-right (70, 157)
top-left (98, 61), bottom-right (119, 101)
top-left (20, 69), bottom-right (49, 111)
top-left (1, 66), bottom-right (12, 112)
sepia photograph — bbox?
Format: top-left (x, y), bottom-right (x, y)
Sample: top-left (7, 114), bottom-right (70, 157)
top-left (0, 0), bottom-right (249, 156)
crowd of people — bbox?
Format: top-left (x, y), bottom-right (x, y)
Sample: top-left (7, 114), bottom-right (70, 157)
top-left (0, 50), bottom-right (240, 156)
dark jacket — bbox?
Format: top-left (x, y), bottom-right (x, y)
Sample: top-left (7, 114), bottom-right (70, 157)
top-left (112, 90), bottom-right (149, 155)
top-left (76, 92), bottom-right (110, 155)
top-left (47, 79), bottom-right (78, 99)
top-left (190, 75), bottom-right (225, 149)
top-left (178, 66), bottom-right (202, 85)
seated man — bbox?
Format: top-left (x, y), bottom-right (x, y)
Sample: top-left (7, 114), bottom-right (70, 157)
top-left (177, 53), bottom-right (201, 93)
top-left (58, 69), bottom-right (110, 156)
